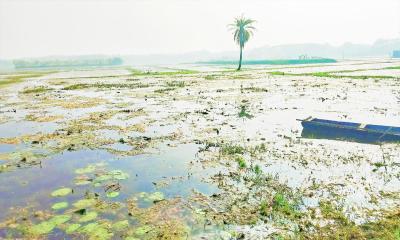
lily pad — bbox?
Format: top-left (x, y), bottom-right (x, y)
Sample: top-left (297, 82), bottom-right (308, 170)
top-left (112, 220), bottom-right (129, 231)
top-left (75, 179), bottom-right (92, 185)
top-left (49, 214), bottom-right (71, 225)
top-left (51, 187), bottom-right (72, 197)
top-left (30, 221), bottom-right (55, 235)
top-left (75, 165), bottom-right (96, 174)
top-left (110, 170), bottom-right (129, 180)
top-left (79, 222), bottom-right (99, 233)
top-left (73, 198), bottom-right (96, 209)
top-left (147, 192), bottom-right (164, 202)
top-left (79, 211), bottom-right (98, 222)
top-left (135, 225), bottom-right (153, 236)
top-left (94, 175), bottom-right (112, 183)
top-left (80, 223), bottom-right (113, 240)
top-left (51, 202), bottom-right (69, 210)
top-left (106, 191), bottom-right (119, 198)
top-left (65, 223), bottom-right (81, 234)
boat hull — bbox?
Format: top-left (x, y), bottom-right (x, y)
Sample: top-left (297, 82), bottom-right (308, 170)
top-left (300, 118), bottom-right (400, 144)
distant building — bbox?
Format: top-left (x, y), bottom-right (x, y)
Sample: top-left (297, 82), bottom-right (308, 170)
top-left (393, 50), bottom-right (400, 58)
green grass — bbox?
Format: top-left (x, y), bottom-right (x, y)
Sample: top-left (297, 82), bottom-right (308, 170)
top-left (235, 156), bottom-right (247, 169)
top-left (220, 144), bottom-right (245, 155)
top-left (154, 87), bottom-right (176, 93)
top-left (385, 66), bottom-right (400, 70)
top-left (0, 73), bottom-right (49, 88)
top-left (22, 86), bottom-right (53, 94)
top-left (268, 71), bottom-right (286, 75)
top-left (238, 105), bottom-right (253, 118)
top-left (166, 81), bottom-right (185, 88)
top-left (63, 83), bottom-right (150, 90)
top-left (242, 87), bottom-right (268, 92)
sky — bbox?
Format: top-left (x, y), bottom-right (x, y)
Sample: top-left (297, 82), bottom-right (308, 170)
top-left (0, 0), bottom-right (399, 59)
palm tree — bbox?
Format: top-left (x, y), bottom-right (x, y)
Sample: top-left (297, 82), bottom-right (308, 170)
top-left (229, 16), bottom-right (256, 70)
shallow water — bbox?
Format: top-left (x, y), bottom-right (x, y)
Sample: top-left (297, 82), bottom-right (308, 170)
top-left (0, 142), bottom-right (218, 231)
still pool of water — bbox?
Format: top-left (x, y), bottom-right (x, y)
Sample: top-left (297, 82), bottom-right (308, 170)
top-left (0, 142), bottom-right (220, 238)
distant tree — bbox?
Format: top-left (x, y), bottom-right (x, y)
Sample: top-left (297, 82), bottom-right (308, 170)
top-left (228, 15), bottom-right (256, 70)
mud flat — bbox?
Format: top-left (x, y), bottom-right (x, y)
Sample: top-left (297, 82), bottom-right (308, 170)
top-left (0, 59), bottom-right (399, 239)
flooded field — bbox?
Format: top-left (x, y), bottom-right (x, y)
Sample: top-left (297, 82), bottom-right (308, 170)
top-left (0, 59), bottom-right (400, 239)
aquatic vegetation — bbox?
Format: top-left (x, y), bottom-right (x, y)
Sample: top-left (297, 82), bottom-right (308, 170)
top-left (235, 155), bottom-right (247, 169)
top-left (238, 105), bottom-right (253, 118)
top-left (112, 220), bottom-right (129, 231)
top-left (30, 214), bottom-right (71, 235)
top-left (106, 191), bottom-right (120, 198)
top-left (166, 81), bottom-right (185, 88)
top-left (78, 211), bottom-right (98, 222)
top-left (75, 164), bottom-right (96, 174)
top-left (65, 223), bottom-right (81, 234)
top-left (73, 198), bottom-right (97, 209)
top-left (21, 86), bottom-right (53, 94)
top-left (51, 187), bottom-right (73, 197)
top-left (51, 202), bottom-right (69, 210)
top-left (220, 144), bottom-right (245, 155)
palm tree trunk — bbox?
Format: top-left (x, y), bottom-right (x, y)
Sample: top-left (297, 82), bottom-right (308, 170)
top-left (237, 46), bottom-right (243, 71)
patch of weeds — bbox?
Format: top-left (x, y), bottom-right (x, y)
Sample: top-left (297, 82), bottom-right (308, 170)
top-left (166, 81), bottom-right (185, 88)
top-left (22, 86), bottom-right (53, 94)
top-left (385, 66), bottom-right (400, 70)
top-left (268, 71), bottom-right (285, 75)
top-left (204, 75), bottom-right (217, 80)
top-left (220, 144), bottom-right (245, 155)
top-left (0, 73), bottom-right (50, 88)
top-left (235, 155), bottom-right (247, 169)
top-left (272, 193), bottom-right (301, 219)
top-left (260, 200), bottom-right (269, 216)
top-left (63, 83), bottom-right (150, 90)
top-left (311, 72), bottom-right (331, 77)
top-left (242, 87), bottom-right (268, 92)
top-left (253, 164), bottom-right (262, 175)
top-left (306, 203), bottom-right (400, 239)
top-left (154, 87), bottom-right (176, 93)
top-left (238, 105), bottom-right (253, 118)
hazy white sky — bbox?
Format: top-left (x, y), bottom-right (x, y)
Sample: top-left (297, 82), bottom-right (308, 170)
top-left (0, 0), bottom-right (399, 59)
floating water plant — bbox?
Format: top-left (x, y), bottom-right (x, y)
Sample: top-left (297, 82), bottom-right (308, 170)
top-left (112, 220), bottom-right (129, 231)
top-left (65, 223), bottom-right (81, 234)
top-left (51, 187), bottom-right (72, 197)
top-left (73, 198), bottom-right (97, 209)
top-left (78, 211), bottom-right (98, 222)
top-left (51, 201), bottom-right (69, 210)
top-left (106, 191), bottom-right (120, 198)
top-left (30, 214), bottom-right (71, 235)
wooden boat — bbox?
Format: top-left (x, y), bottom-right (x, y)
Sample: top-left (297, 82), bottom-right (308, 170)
top-left (299, 117), bottom-right (400, 144)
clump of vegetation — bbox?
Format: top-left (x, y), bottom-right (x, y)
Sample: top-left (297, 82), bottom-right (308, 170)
top-left (385, 66), bottom-right (400, 69)
top-left (204, 74), bottom-right (217, 80)
top-left (63, 83), bottom-right (150, 90)
top-left (305, 202), bottom-right (400, 239)
top-left (242, 87), bottom-right (268, 92)
top-left (272, 193), bottom-right (298, 217)
top-left (0, 73), bottom-right (50, 88)
top-left (154, 87), bottom-right (176, 93)
top-left (235, 156), bottom-right (247, 169)
top-left (268, 71), bottom-right (285, 75)
top-left (22, 86), bottom-right (53, 94)
top-left (220, 144), bottom-right (245, 155)
top-left (238, 105), bottom-right (253, 118)
top-left (166, 81), bottom-right (185, 88)
top-left (253, 164), bottom-right (262, 175)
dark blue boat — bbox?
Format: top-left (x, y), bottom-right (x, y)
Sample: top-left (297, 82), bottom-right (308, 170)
top-left (300, 117), bottom-right (400, 144)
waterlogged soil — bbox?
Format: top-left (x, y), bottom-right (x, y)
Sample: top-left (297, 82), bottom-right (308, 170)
top-left (0, 59), bottom-right (399, 239)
